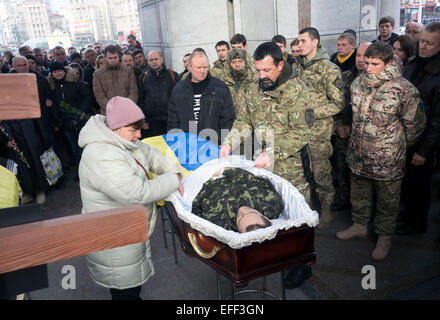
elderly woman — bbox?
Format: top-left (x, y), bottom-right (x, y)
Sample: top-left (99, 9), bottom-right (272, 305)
top-left (78, 96), bottom-right (183, 300)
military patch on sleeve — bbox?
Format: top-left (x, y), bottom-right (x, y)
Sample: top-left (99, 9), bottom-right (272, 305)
top-left (415, 102), bottom-right (425, 120)
top-left (305, 108), bottom-right (315, 128)
top-left (334, 77), bottom-right (343, 90)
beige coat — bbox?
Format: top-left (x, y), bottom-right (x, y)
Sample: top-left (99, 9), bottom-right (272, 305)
top-left (93, 63), bottom-right (139, 115)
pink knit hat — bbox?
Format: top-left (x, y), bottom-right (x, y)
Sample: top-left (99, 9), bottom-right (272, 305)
top-left (106, 96), bottom-right (145, 130)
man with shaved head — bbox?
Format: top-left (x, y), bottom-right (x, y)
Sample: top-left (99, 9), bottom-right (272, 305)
top-left (405, 21), bottom-right (424, 44)
top-left (138, 50), bottom-right (180, 138)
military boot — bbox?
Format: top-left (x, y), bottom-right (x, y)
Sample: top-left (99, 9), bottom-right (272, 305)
top-left (336, 223), bottom-right (367, 240)
top-left (371, 235), bottom-right (391, 261)
top-left (316, 204), bottom-right (332, 230)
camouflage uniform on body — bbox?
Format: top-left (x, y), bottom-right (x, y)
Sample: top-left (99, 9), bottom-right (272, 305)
top-left (210, 59), bottom-right (228, 79)
top-left (294, 45), bottom-right (344, 206)
top-left (223, 64), bottom-right (315, 203)
top-left (331, 67), bottom-right (359, 205)
top-left (192, 167), bottom-right (284, 232)
top-left (347, 63), bottom-right (426, 235)
top-left (222, 48), bottom-right (258, 114)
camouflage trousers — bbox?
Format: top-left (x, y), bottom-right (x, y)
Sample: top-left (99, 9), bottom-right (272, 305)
top-left (309, 120), bottom-right (335, 206)
top-left (350, 172), bottom-right (402, 236)
top-left (330, 135), bottom-right (350, 202)
top-left (274, 154), bottom-right (311, 205)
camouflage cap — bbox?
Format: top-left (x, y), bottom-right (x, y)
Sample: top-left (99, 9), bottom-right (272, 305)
top-left (228, 48), bottom-right (247, 64)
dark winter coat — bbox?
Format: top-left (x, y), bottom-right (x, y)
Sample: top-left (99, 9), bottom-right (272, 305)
top-left (48, 67), bottom-right (93, 131)
top-left (137, 65), bottom-right (179, 121)
top-left (404, 52), bottom-right (440, 158)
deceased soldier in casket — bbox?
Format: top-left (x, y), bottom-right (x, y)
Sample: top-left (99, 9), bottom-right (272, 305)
top-left (191, 167), bottom-right (284, 233)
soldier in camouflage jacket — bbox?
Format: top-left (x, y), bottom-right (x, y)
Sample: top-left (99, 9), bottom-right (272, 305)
top-left (221, 42), bottom-right (315, 203)
top-left (337, 42), bottom-right (426, 261)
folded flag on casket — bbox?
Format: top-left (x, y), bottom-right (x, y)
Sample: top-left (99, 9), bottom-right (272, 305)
top-left (142, 132), bottom-right (220, 177)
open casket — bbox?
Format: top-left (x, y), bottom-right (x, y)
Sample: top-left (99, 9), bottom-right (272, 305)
top-left (163, 156), bottom-right (319, 287)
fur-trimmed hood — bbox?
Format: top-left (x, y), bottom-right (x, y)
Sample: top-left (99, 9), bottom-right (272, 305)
top-left (47, 66), bottom-right (79, 90)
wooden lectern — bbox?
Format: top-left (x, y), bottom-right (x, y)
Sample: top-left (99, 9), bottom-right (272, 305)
top-left (0, 74), bottom-right (149, 298)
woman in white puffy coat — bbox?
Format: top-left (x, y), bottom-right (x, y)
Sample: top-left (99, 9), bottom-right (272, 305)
top-left (78, 96), bottom-right (182, 300)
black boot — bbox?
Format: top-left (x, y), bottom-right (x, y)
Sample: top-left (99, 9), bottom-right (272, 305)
top-left (284, 266), bottom-right (312, 289)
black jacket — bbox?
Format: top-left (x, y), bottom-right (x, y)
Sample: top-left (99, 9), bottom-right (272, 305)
top-left (404, 52), bottom-right (440, 158)
top-left (167, 73), bottom-right (235, 144)
top-left (1, 63), bottom-right (10, 73)
top-left (9, 70), bottom-right (54, 149)
top-left (83, 63), bottom-right (95, 88)
top-left (49, 67), bottom-right (93, 130)
top-left (330, 49), bottom-right (357, 72)
top-left (137, 65), bottom-right (179, 121)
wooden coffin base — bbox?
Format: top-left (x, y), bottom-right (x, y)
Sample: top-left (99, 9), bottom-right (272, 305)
top-left (164, 202), bottom-right (316, 287)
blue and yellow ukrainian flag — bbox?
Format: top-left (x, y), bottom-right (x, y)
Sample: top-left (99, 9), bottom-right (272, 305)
top-left (142, 132), bottom-right (220, 178)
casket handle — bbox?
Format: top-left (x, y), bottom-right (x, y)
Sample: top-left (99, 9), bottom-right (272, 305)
top-left (188, 232), bottom-right (220, 259)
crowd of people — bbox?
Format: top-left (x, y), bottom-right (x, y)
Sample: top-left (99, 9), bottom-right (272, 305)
top-left (1, 16), bottom-right (439, 300)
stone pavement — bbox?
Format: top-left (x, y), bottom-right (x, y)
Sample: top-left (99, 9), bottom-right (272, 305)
top-left (24, 171), bottom-right (440, 300)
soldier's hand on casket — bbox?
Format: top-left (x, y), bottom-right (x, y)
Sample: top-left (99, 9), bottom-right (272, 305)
top-left (255, 151), bottom-right (271, 168)
top-left (219, 144), bottom-right (232, 159)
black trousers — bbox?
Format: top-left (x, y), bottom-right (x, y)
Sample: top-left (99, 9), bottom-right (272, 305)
top-left (109, 286), bottom-right (142, 300)
top-left (401, 149), bottom-right (434, 232)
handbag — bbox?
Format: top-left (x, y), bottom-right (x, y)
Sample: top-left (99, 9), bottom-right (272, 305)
top-left (40, 147), bottom-right (64, 185)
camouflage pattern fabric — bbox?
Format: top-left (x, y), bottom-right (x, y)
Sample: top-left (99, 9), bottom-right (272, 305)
top-left (294, 45), bottom-right (344, 205)
top-left (192, 167), bottom-right (284, 232)
top-left (210, 59), bottom-right (228, 79)
top-left (223, 68), bottom-right (314, 204)
top-left (221, 63), bottom-right (258, 114)
top-left (347, 63), bottom-right (426, 181)
top-left (350, 172), bottom-right (402, 235)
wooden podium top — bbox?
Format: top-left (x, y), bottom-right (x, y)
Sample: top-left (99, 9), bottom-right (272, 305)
top-left (0, 73), bottom-right (41, 120)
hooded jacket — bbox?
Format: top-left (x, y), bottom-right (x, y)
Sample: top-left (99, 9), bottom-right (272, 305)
top-left (295, 45), bottom-right (344, 121)
top-left (221, 62), bottom-right (258, 114)
top-left (78, 115), bottom-right (180, 289)
top-left (48, 67), bottom-right (93, 130)
top-left (347, 63), bottom-right (426, 180)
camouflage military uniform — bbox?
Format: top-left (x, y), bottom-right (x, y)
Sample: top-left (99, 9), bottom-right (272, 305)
top-left (223, 64), bottom-right (315, 203)
top-left (192, 167), bottom-right (284, 232)
top-left (294, 45), bottom-right (344, 207)
top-left (347, 63), bottom-right (426, 235)
top-left (210, 59), bottom-right (228, 79)
top-left (331, 67), bottom-right (358, 205)
top-left (221, 51), bottom-right (258, 115)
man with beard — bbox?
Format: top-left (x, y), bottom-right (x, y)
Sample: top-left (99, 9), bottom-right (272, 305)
top-left (222, 48), bottom-right (258, 114)
top-left (220, 42), bottom-right (315, 289)
top-left (93, 45), bottom-right (138, 115)
top-left (138, 51), bottom-right (179, 138)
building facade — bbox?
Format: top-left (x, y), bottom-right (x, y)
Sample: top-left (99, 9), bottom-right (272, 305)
top-left (137, 0), bottom-right (400, 73)
top-left (112, 0), bottom-right (142, 43)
